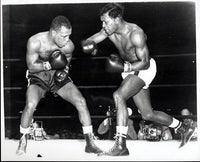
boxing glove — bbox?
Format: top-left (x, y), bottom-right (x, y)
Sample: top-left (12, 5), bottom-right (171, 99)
top-left (54, 69), bottom-right (69, 86)
top-left (97, 118), bottom-right (110, 135)
top-left (81, 40), bottom-right (97, 55)
top-left (105, 54), bottom-right (132, 73)
top-left (43, 50), bottom-right (68, 70)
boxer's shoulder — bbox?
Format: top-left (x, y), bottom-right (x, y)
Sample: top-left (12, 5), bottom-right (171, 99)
top-left (27, 32), bottom-right (49, 49)
top-left (29, 32), bottom-right (48, 42)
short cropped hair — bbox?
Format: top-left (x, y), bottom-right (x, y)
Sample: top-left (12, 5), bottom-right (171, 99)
top-left (50, 16), bottom-right (71, 31)
top-left (100, 3), bottom-right (124, 19)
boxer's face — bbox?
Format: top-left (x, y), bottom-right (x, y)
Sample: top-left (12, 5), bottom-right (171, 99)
top-left (101, 13), bottom-right (118, 35)
top-left (54, 26), bottom-right (72, 48)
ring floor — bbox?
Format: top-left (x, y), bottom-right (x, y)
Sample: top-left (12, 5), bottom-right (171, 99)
top-left (2, 139), bottom-right (200, 161)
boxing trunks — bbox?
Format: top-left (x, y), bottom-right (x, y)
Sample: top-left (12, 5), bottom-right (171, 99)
top-left (121, 58), bottom-right (157, 89)
top-left (26, 70), bottom-right (72, 94)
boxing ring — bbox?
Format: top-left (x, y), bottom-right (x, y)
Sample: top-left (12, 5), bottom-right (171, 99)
top-left (2, 1), bottom-right (200, 161)
top-left (2, 54), bottom-right (199, 161)
top-left (2, 138), bottom-right (200, 161)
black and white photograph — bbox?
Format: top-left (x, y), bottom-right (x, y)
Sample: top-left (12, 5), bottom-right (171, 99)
top-left (1, 0), bottom-right (200, 161)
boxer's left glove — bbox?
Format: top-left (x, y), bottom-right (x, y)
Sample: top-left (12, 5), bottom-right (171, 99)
top-left (105, 54), bottom-right (132, 73)
top-left (81, 40), bottom-right (98, 56)
top-left (43, 50), bottom-right (68, 70)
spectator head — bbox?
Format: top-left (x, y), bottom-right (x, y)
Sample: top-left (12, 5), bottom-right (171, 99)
top-left (181, 108), bottom-right (191, 116)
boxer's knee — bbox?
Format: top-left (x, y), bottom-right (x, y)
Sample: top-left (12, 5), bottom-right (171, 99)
top-left (113, 90), bottom-right (125, 105)
top-left (141, 111), bottom-right (154, 121)
top-left (75, 97), bottom-right (87, 112)
top-left (113, 91), bottom-right (121, 101)
top-left (24, 101), bottom-right (37, 114)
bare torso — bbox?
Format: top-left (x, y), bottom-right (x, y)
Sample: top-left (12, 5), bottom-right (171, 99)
top-left (29, 31), bottom-right (74, 61)
top-left (108, 23), bottom-right (148, 63)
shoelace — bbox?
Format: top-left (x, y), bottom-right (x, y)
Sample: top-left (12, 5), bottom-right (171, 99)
top-left (19, 134), bottom-right (28, 147)
top-left (20, 133), bottom-right (28, 140)
top-left (87, 133), bottom-right (98, 147)
top-left (114, 133), bottom-right (127, 139)
top-left (108, 133), bottom-right (127, 152)
top-left (177, 119), bottom-right (194, 134)
top-left (89, 133), bottom-right (98, 140)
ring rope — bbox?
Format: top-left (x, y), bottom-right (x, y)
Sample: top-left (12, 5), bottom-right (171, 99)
top-left (3, 53), bottom-right (195, 62)
top-left (5, 115), bottom-right (197, 120)
top-left (3, 84), bottom-right (196, 91)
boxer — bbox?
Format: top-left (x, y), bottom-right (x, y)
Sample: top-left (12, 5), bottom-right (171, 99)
top-left (16, 15), bottom-right (103, 155)
top-left (82, 3), bottom-right (196, 156)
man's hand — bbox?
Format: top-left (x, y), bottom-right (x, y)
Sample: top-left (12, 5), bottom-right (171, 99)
top-left (43, 61), bottom-right (51, 70)
top-left (43, 50), bottom-right (68, 70)
top-left (105, 54), bottom-right (132, 73)
top-left (81, 40), bottom-right (98, 56)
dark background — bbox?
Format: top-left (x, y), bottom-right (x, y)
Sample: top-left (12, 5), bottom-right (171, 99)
top-left (3, 2), bottom-right (196, 138)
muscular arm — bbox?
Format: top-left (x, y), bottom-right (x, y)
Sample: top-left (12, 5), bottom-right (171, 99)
top-left (129, 31), bottom-right (150, 71)
top-left (65, 54), bottom-right (72, 66)
top-left (87, 29), bottom-right (108, 44)
top-left (26, 38), bottom-right (45, 73)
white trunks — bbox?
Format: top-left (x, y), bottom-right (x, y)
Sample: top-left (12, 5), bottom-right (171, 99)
top-left (121, 58), bottom-right (157, 89)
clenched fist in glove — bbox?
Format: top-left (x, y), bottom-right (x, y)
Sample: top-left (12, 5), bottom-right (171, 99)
top-left (43, 50), bottom-right (68, 70)
top-left (105, 54), bottom-right (132, 73)
top-left (54, 69), bottom-right (69, 86)
top-left (81, 40), bottom-right (97, 55)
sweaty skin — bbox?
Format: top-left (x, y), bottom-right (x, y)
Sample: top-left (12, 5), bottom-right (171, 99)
top-left (17, 16), bottom-right (104, 156)
top-left (27, 26), bottom-right (74, 73)
top-left (86, 12), bottom-right (173, 126)
top-left (87, 13), bottom-right (150, 71)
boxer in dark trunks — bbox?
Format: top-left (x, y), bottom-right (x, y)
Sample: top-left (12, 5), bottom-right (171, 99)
top-left (16, 15), bottom-right (102, 155)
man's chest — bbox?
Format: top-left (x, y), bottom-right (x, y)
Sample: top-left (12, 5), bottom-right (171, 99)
top-left (38, 42), bottom-right (67, 60)
top-left (39, 46), bottom-right (55, 60)
top-left (110, 36), bottom-right (137, 61)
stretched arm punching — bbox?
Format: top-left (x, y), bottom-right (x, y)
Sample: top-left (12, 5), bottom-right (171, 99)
top-left (81, 29), bottom-right (108, 55)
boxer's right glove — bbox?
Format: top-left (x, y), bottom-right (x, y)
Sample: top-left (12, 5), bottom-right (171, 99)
top-left (54, 69), bottom-right (69, 86)
top-left (43, 50), bottom-right (68, 70)
top-left (81, 40), bottom-right (97, 55)
top-left (105, 54), bottom-right (132, 73)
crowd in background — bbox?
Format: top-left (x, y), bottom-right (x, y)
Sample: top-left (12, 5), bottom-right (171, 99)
top-left (5, 108), bottom-right (197, 141)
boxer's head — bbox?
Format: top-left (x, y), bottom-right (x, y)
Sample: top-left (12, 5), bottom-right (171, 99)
top-left (100, 3), bottom-right (124, 35)
top-left (50, 16), bottom-right (72, 48)
top-left (100, 3), bottom-right (124, 19)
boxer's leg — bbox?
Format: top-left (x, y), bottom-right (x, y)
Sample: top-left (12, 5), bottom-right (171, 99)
top-left (134, 88), bottom-right (196, 148)
top-left (16, 85), bottom-right (45, 155)
top-left (57, 82), bottom-right (103, 154)
top-left (133, 88), bottom-right (173, 125)
top-left (99, 75), bottom-right (144, 156)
